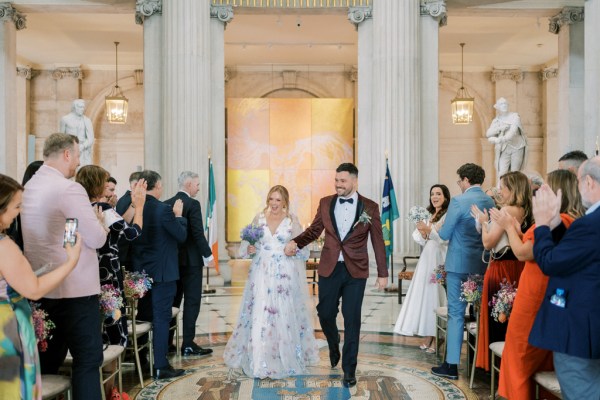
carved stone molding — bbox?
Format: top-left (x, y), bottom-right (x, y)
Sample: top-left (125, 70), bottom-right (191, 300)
top-left (282, 70), bottom-right (297, 89)
top-left (51, 67), bottom-right (83, 80)
top-left (348, 66), bottom-right (358, 82)
top-left (549, 7), bottom-right (584, 34)
top-left (16, 66), bottom-right (31, 79)
top-left (135, 0), bottom-right (162, 25)
top-left (539, 67), bottom-right (558, 81)
top-left (224, 67), bottom-right (230, 83)
top-left (0, 3), bottom-right (26, 30)
top-left (348, 6), bottom-right (372, 29)
top-left (491, 68), bottom-right (523, 83)
top-left (420, 0), bottom-right (447, 27)
top-left (134, 69), bottom-right (144, 85)
top-left (210, 5), bottom-right (233, 26)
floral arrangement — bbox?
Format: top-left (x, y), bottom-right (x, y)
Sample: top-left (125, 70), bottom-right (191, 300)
top-left (459, 274), bottom-right (484, 305)
top-left (99, 284), bottom-right (124, 320)
top-left (30, 302), bottom-right (55, 352)
top-left (429, 264), bottom-right (446, 285)
top-left (407, 206), bottom-right (431, 224)
top-left (241, 223), bottom-right (265, 258)
top-left (123, 270), bottom-right (153, 299)
top-left (490, 279), bottom-right (517, 323)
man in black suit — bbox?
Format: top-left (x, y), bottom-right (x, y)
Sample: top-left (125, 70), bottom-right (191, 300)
top-left (165, 171), bottom-right (215, 356)
top-left (116, 171), bottom-right (142, 270)
top-left (132, 170), bottom-right (188, 379)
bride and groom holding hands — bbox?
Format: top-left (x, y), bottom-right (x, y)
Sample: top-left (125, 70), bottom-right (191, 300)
top-left (224, 162), bottom-right (389, 387)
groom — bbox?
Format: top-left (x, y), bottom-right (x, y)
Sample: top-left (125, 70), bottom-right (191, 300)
top-left (285, 163), bottom-right (388, 387)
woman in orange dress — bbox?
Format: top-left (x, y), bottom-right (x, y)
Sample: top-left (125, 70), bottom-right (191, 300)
top-left (494, 170), bottom-right (584, 400)
top-left (472, 171), bottom-right (532, 371)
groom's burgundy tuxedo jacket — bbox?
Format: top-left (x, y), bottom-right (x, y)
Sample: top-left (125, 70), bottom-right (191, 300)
top-left (293, 194), bottom-right (388, 279)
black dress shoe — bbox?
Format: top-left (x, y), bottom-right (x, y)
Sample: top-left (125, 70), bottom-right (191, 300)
top-left (431, 362), bottom-right (458, 380)
top-left (329, 333), bottom-right (341, 368)
top-left (181, 344), bottom-right (213, 356)
top-left (153, 365), bottom-right (185, 380)
top-left (343, 372), bottom-right (357, 387)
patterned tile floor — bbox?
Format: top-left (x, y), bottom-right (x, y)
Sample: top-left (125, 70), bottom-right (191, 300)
top-left (120, 277), bottom-right (495, 399)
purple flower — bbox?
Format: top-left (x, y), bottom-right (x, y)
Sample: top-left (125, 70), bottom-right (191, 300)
top-left (240, 223), bottom-right (264, 245)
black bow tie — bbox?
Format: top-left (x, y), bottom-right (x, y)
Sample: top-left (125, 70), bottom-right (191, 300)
top-left (339, 198), bottom-right (354, 204)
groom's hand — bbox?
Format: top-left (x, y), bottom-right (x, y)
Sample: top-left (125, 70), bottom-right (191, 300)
top-left (284, 241), bottom-right (297, 256)
top-left (375, 277), bottom-right (388, 291)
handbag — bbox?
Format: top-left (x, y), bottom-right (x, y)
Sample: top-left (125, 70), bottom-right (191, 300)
top-left (482, 232), bottom-right (511, 263)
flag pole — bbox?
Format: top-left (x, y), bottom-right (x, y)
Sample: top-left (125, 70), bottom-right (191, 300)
top-left (386, 154), bottom-right (395, 285)
top-left (204, 153), bottom-right (216, 295)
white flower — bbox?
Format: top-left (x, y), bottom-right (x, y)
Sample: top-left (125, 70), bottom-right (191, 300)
top-left (353, 211), bottom-right (372, 228)
top-left (407, 206), bottom-right (431, 224)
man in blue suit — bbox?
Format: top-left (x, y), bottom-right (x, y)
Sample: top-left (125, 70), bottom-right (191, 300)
top-left (529, 157), bottom-right (600, 399)
top-left (132, 170), bottom-right (188, 380)
top-left (432, 163), bottom-right (495, 379)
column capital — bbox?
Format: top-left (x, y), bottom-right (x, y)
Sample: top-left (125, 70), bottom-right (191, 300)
top-left (210, 5), bottom-right (233, 26)
top-left (348, 6), bottom-right (372, 29)
top-left (347, 66), bottom-right (358, 82)
top-left (135, 0), bottom-right (162, 25)
top-left (420, 0), bottom-right (447, 27)
top-left (491, 68), bottom-right (523, 83)
top-left (0, 3), bottom-right (26, 30)
top-left (539, 67), bottom-right (558, 81)
top-left (51, 67), bottom-right (83, 80)
top-left (549, 7), bottom-right (584, 34)
top-left (16, 66), bottom-right (31, 79)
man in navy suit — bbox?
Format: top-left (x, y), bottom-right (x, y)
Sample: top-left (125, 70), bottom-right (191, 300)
top-left (116, 171), bottom-right (142, 270)
top-left (432, 163), bottom-right (495, 379)
top-left (529, 157), bottom-right (600, 399)
top-left (132, 170), bottom-right (188, 380)
top-left (165, 171), bottom-right (215, 357)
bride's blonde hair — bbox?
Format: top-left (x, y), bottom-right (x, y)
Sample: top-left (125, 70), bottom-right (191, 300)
top-left (263, 185), bottom-right (290, 217)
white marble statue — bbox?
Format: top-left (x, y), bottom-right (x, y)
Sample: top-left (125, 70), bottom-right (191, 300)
top-left (486, 97), bottom-right (527, 178)
top-left (59, 99), bottom-right (95, 166)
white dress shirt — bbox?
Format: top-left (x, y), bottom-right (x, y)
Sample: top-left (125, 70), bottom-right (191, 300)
top-left (334, 192), bottom-right (358, 261)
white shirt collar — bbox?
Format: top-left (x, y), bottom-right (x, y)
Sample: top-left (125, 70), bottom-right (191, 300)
top-left (585, 199), bottom-right (600, 215)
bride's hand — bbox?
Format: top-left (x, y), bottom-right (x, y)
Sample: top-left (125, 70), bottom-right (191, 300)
top-left (416, 220), bottom-right (431, 235)
top-left (247, 245), bottom-right (256, 255)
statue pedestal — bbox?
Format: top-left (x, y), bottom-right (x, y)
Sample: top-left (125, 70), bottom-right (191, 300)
top-left (228, 259), bottom-right (252, 287)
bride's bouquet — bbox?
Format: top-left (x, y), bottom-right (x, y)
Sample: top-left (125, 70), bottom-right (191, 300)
top-left (490, 279), bottom-right (517, 323)
top-left (240, 223), bottom-right (264, 258)
top-left (407, 206), bottom-right (431, 224)
top-left (30, 302), bottom-right (55, 352)
top-left (459, 274), bottom-right (484, 305)
top-left (429, 264), bottom-right (446, 285)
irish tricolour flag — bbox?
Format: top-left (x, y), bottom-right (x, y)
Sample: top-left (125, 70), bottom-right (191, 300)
top-left (205, 158), bottom-right (218, 272)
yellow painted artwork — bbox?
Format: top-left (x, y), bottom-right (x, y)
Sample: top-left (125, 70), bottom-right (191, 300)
top-left (227, 98), bottom-right (354, 242)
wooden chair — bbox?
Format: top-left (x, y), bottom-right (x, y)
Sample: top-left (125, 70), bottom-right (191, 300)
top-left (534, 371), bottom-right (562, 399)
top-left (170, 306), bottom-right (181, 350)
top-left (306, 260), bottom-right (319, 295)
top-left (490, 341), bottom-right (505, 399)
top-left (465, 307), bottom-right (480, 389)
top-left (434, 306), bottom-right (447, 358)
top-left (41, 375), bottom-right (71, 400)
top-left (124, 297), bottom-right (154, 388)
top-left (398, 256), bottom-right (419, 304)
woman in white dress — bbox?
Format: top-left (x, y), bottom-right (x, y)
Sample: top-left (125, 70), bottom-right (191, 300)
top-left (393, 184), bottom-right (451, 352)
top-left (224, 185), bottom-right (320, 379)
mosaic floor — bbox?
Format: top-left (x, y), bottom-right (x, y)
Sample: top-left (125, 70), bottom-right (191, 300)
top-left (120, 274), bottom-right (496, 399)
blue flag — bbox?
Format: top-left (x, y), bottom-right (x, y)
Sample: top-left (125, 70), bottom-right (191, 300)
top-left (381, 162), bottom-right (400, 265)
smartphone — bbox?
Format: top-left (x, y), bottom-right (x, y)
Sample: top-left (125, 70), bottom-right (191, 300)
top-left (63, 218), bottom-right (78, 247)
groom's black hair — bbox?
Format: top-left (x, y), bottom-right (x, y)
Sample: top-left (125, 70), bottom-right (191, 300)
top-left (336, 163), bottom-right (358, 176)
top-left (457, 163), bottom-right (485, 185)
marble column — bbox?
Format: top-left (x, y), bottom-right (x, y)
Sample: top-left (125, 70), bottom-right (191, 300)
top-left (16, 66), bottom-right (31, 179)
top-left (136, 0), bottom-right (163, 172)
top-left (0, 3), bottom-right (25, 177)
top-left (585, 0), bottom-right (600, 156)
top-left (352, 1), bottom-right (421, 255)
top-left (210, 5), bottom-right (232, 263)
top-left (549, 7), bottom-right (584, 154)
top-left (541, 68), bottom-right (559, 172)
top-left (420, 0), bottom-right (446, 205)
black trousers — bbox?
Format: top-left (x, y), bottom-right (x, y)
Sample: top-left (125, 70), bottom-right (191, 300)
top-left (317, 261), bottom-right (367, 375)
top-left (169, 265), bottom-right (203, 347)
top-left (39, 296), bottom-right (103, 400)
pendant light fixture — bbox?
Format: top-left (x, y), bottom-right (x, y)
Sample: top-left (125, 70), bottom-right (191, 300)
top-left (105, 41), bottom-right (128, 124)
top-left (451, 43), bottom-right (474, 125)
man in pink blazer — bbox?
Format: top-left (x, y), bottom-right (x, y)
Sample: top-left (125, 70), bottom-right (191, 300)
top-left (285, 163), bottom-right (388, 387)
top-left (21, 133), bottom-right (108, 400)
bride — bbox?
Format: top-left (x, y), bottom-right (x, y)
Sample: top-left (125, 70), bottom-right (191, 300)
top-left (393, 184), bottom-right (450, 352)
top-left (224, 185), bottom-right (320, 379)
